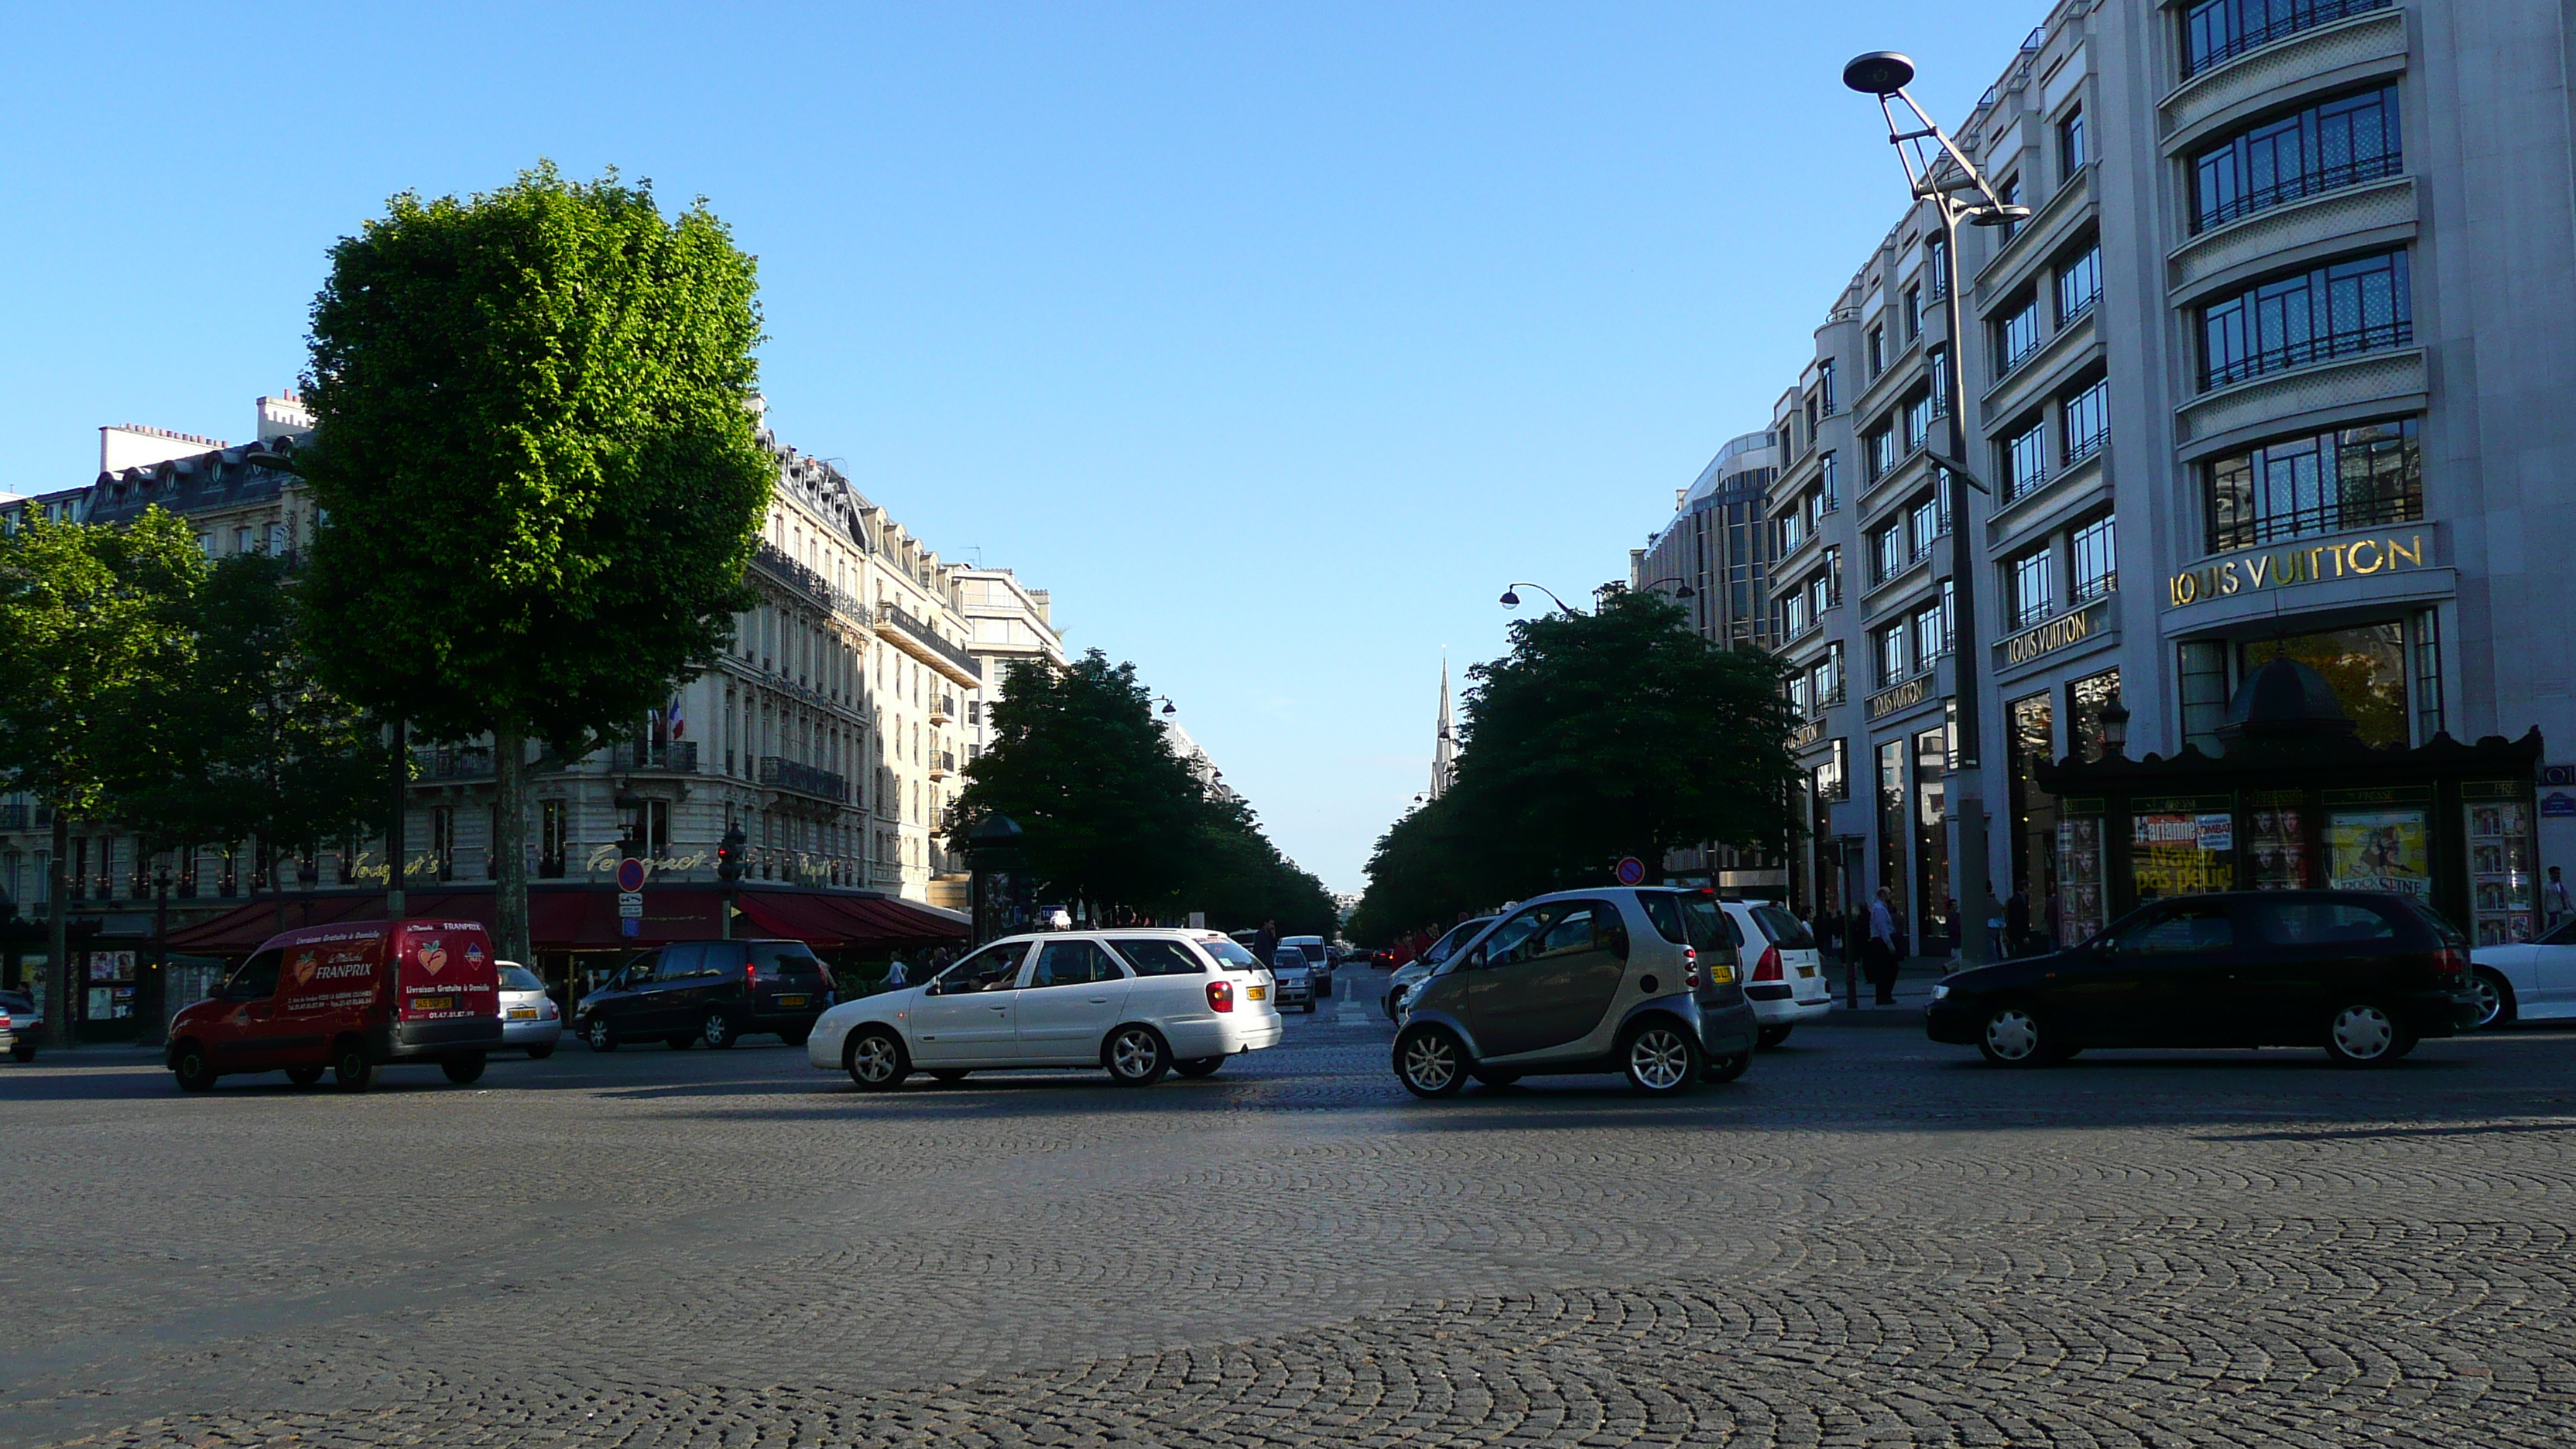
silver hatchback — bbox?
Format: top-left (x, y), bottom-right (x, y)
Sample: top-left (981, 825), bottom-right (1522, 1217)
top-left (495, 962), bottom-right (563, 1059)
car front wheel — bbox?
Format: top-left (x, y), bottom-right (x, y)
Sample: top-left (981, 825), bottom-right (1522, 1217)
top-left (701, 1010), bottom-right (738, 1050)
top-left (1977, 1005), bottom-right (2052, 1067)
top-left (1105, 1025), bottom-right (1170, 1087)
top-left (584, 1017), bottom-right (617, 1052)
top-left (171, 1042), bottom-right (218, 1092)
top-left (2472, 969), bottom-right (2515, 1029)
top-left (441, 1053), bottom-right (487, 1085)
top-left (1393, 1024), bottom-right (1468, 1098)
top-left (332, 1041), bottom-right (375, 1092)
top-left (2325, 1002), bottom-right (2409, 1067)
top-left (847, 1028), bottom-right (909, 1090)
top-left (1623, 1022), bottom-right (1702, 1095)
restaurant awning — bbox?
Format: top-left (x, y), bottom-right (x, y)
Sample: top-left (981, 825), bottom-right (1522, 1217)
top-left (166, 882), bottom-right (964, 957)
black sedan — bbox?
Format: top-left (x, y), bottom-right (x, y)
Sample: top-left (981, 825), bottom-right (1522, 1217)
top-left (1927, 890), bottom-right (2482, 1067)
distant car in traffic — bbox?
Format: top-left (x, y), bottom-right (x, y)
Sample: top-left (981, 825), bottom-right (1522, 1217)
top-left (1270, 949), bottom-right (1317, 1012)
top-left (1390, 888), bottom-right (1758, 1097)
top-left (1716, 900), bottom-right (1830, 1046)
top-left (1927, 890), bottom-right (2482, 1067)
top-left (2468, 916), bottom-right (2576, 1027)
top-left (1384, 916), bottom-right (1495, 1021)
top-left (574, 939), bottom-right (833, 1051)
top-left (0, 989), bottom-right (43, 1063)
top-left (494, 962), bottom-right (563, 1058)
top-left (810, 929), bottom-right (1282, 1088)
top-left (165, 918), bottom-right (503, 1091)
top-left (1280, 935), bottom-right (1333, 999)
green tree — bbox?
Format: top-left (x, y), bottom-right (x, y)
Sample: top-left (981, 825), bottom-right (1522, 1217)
top-left (0, 507), bottom-right (207, 1031)
top-left (1351, 588), bottom-right (1801, 937)
top-left (298, 163), bottom-right (773, 963)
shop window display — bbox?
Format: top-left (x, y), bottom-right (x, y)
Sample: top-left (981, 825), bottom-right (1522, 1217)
top-left (2325, 804), bottom-right (2430, 899)
top-left (2465, 795), bottom-right (2536, 944)
top-left (2132, 797), bottom-right (2235, 899)
top-left (2057, 816), bottom-right (2105, 942)
top-left (2240, 626), bottom-right (2406, 748)
top-left (2245, 791), bottom-right (2312, 889)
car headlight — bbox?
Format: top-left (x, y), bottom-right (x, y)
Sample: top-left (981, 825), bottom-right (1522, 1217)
top-left (1930, 983), bottom-right (1951, 1002)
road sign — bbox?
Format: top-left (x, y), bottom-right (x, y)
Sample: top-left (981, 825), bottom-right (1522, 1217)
top-left (2544, 791), bottom-right (2576, 819)
top-left (615, 857), bottom-right (649, 892)
top-left (618, 892), bottom-right (644, 919)
top-left (620, 917), bottom-right (641, 938)
top-left (1613, 856), bottom-right (1647, 886)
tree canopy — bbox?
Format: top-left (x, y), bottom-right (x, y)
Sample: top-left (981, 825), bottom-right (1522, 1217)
top-left (1348, 588), bottom-right (1800, 944)
top-left (946, 652), bottom-right (1335, 935)
top-left (297, 163), bottom-right (774, 960)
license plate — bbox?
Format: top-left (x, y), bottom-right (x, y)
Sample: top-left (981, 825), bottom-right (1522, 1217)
top-left (507, 1008), bottom-right (538, 1020)
top-left (1249, 985), bottom-right (1267, 1001)
top-left (1797, 966), bottom-right (1817, 978)
top-left (413, 996), bottom-right (454, 1012)
top-left (775, 995), bottom-right (807, 1008)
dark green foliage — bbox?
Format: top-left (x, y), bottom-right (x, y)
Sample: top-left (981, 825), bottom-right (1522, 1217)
top-left (1350, 590), bottom-right (1800, 943)
top-left (947, 653), bottom-right (1335, 936)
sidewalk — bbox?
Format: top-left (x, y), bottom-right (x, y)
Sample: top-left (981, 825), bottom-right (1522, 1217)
top-left (1806, 954), bottom-right (1950, 1029)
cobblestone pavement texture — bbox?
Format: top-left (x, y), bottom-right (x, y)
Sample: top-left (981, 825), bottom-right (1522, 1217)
top-left (7, 987), bottom-right (2576, 1447)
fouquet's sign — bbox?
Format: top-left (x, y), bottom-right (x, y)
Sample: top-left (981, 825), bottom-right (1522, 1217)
top-left (2167, 534), bottom-right (2426, 608)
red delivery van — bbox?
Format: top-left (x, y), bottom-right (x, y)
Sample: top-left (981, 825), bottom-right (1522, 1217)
top-left (166, 919), bottom-right (504, 1092)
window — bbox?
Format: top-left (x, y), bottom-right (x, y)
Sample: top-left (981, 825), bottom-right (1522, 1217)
top-left (2194, 84), bottom-right (2399, 231)
top-left (1788, 671), bottom-right (1812, 718)
top-left (1807, 573), bottom-right (1831, 622)
top-left (1927, 236), bottom-right (1949, 298)
top-left (2058, 104), bottom-right (2088, 176)
top-left (2411, 606), bottom-right (2443, 744)
top-left (1780, 587), bottom-right (1811, 640)
top-left (2204, 416), bottom-right (2420, 551)
top-left (2179, 639), bottom-right (2229, 752)
top-left (933, 941), bottom-right (1029, 993)
top-left (1030, 939), bottom-right (1123, 988)
top-left (1818, 453), bottom-right (1840, 511)
top-left (1903, 391), bottom-right (1933, 452)
top-left (2069, 668), bottom-right (2122, 762)
top-left (2108, 900), bottom-right (2235, 954)
top-left (2245, 897), bottom-right (2397, 946)
top-left (2004, 419), bottom-right (2049, 500)
top-left (1868, 326), bottom-right (1886, 378)
top-left (2055, 242), bottom-right (2102, 323)
top-left (235, 526), bottom-right (254, 554)
top-left (2184, 0), bottom-right (2393, 79)
top-left (1903, 286), bottom-right (1922, 341)
top-left (1873, 623), bottom-right (1910, 685)
top-left (2009, 548), bottom-right (2057, 629)
top-left (1927, 348), bottom-right (1949, 416)
top-left (1866, 425), bottom-right (1895, 482)
top-left (2071, 515), bottom-right (2118, 601)
top-left (1907, 496), bottom-right (1942, 561)
top-left (1821, 546), bottom-right (1842, 606)
top-left (2062, 378), bottom-right (2108, 464)
top-left (1817, 359), bottom-right (1838, 416)
top-left (1109, 937), bottom-right (1208, 977)
top-left (2201, 249), bottom-right (2411, 389)
top-left (1823, 642), bottom-right (1847, 703)
top-left (1912, 597), bottom-right (1951, 664)
top-left (1872, 524), bottom-right (1905, 584)
top-left (1996, 297), bottom-right (2041, 374)
top-left (1995, 175), bottom-right (2023, 244)
top-left (1779, 502), bottom-right (1808, 556)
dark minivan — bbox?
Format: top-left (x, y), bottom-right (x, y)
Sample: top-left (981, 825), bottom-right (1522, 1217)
top-left (1927, 890), bottom-right (2482, 1067)
top-left (574, 939), bottom-right (834, 1052)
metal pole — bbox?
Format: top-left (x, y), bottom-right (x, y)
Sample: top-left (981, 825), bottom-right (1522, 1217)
top-left (1934, 205), bottom-right (1994, 968)
top-left (386, 720), bottom-right (406, 920)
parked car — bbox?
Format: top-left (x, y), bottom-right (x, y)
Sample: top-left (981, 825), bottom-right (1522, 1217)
top-left (810, 929), bottom-right (1283, 1088)
top-left (2468, 915), bottom-right (2576, 1027)
top-left (1384, 916), bottom-right (1496, 1021)
top-left (494, 961), bottom-right (563, 1058)
top-left (165, 919), bottom-right (504, 1091)
top-left (1270, 949), bottom-right (1317, 1012)
top-left (1390, 888), bottom-right (1758, 1098)
top-left (1281, 935), bottom-right (1333, 999)
top-left (0, 989), bottom-right (43, 1062)
top-left (574, 939), bottom-right (834, 1051)
top-left (1717, 900), bottom-right (1830, 1046)
top-left (1926, 890), bottom-right (2482, 1067)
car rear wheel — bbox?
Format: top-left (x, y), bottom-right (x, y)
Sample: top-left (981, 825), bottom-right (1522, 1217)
top-left (1393, 1024), bottom-right (1468, 1098)
top-left (332, 1041), bottom-right (375, 1092)
top-left (847, 1028), bottom-right (909, 1090)
top-left (1977, 1005), bottom-right (2052, 1067)
top-left (441, 1053), bottom-right (487, 1085)
top-left (1105, 1025), bottom-right (1170, 1087)
top-left (1757, 1024), bottom-right (1795, 1049)
top-left (2325, 1003), bottom-right (2406, 1067)
top-left (285, 1065), bottom-right (325, 1088)
top-left (10, 1042), bottom-right (33, 1064)
top-left (526, 1043), bottom-right (556, 1060)
top-left (700, 1010), bottom-right (738, 1050)
top-left (171, 1042), bottom-right (218, 1092)
top-left (2472, 969), bottom-right (2516, 1029)
top-left (584, 1017), bottom-right (618, 1052)
top-left (1703, 1050), bottom-right (1751, 1084)
top-left (1622, 1022), bottom-right (1702, 1095)
top-left (1174, 1056), bottom-right (1224, 1078)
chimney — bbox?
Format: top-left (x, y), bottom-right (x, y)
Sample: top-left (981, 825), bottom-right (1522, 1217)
top-left (256, 392), bottom-right (314, 443)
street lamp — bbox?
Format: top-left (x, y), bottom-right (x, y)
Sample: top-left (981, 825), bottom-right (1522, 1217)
top-left (1500, 582), bottom-right (1581, 618)
top-left (1636, 576), bottom-right (1698, 600)
top-left (1152, 695), bottom-right (1178, 715)
top-left (1845, 51), bottom-right (2026, 967)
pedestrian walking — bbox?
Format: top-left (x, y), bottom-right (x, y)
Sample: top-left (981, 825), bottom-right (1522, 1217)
top-left (882, 956), bottom-right (909, 990)
top-left (1942, 896), bottom-right (1962, 964)
top-left (2006, 887), bottom-right (2033, 958)
top-left (1252, 917), bottom-right (1281, 968)
top-left (1865, 889), bottom-right (1899, 1005)
top-left (2547, 865), bottom-right (2573, 930)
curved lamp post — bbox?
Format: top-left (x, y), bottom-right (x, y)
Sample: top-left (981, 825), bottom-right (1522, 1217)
top-left (1499, 581), bottom-right (1581, 618)
top-left (1636, 576), bottom-right (1698, 601)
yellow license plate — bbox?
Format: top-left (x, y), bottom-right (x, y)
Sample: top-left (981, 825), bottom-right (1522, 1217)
top-left (776, 995), bottom-right (807, 1007)
top-left (413, 996), bottom-right (454, 1011)
top-left (1249, 985), bottom-right (1267, 1001)
top-left (1797, 967), bottom-right (1817, 978)
top-left (508, 1008), bottom-right (538, 1020)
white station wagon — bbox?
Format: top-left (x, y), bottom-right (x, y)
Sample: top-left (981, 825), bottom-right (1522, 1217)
top-left (810, 930), bottom-right (1283, 1088)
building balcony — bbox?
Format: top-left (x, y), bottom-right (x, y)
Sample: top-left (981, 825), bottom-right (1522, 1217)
top-left (612, 740), bottom-right (700, 773)
top-left (758, 756), bottom-right (849, 803)
top-left (930, 694), bottom-right (955, 725)
top-left (929, 751), bottom-right (954, 782)
top-left (413, 747), bottom-right (493, 782)
top-left (0, 803), bottom-right (26, 831)
top-left (875, 602), bottom-right (983, 688)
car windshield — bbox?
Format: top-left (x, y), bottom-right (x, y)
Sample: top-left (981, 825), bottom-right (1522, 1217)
top-left (1750, 906), bottom-right (1814, 949)
top-left (1201, 938), bottom-right (1262, 969)
top-left (1297, 944), bottom-right (1328, 963)
top-left (1639, 892), bottom-right (1734, 951)
top-left (498, 966), bottom-right (545, 992)
top-left (1271, 951), bottom-right (1308, 973)
top-left (1424, 920), bottom-right (1490, 966)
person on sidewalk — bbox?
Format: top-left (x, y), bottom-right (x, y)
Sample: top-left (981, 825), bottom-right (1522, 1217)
top-left (2547, 866), bottom-right (2573, 931)
top-left (2006, 887), bottom-right (2033, 958)
top-left (1942, 896), bottom-right (1963, 965)
top-left (1252, 918), bottom-right (1280, 968)
top-left (1865, 889), bottom-right (1899, 1005)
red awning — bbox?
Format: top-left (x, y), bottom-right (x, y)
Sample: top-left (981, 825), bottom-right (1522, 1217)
top-left (733, 888), bottom-right (968, 947)
top-left (165, 883), bottom-right (961, 957)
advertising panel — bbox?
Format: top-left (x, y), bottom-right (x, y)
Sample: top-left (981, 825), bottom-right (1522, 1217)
top-left (2132, 812), bottom-right (2232, 899)
top-left (2247, 805), bottom-right (2311, 890)
top-left (279, 930), bottom-right (386, 1019)
top-left (2465, 800), bottom-right (2536, 945)
top-left (396, 922), bottom-right (499, 1023)
top-left (2056, 816), bottom-right (2105, 942)
top-left (2325, 809), bottom-right (2430, 898)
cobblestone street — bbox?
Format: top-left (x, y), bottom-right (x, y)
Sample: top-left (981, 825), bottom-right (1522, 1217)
top-left (8, 992), bottom-right (2575, 1448)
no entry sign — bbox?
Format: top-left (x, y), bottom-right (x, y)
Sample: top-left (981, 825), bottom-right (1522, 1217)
top-left (1613, 857), bottom-right (1647, 886)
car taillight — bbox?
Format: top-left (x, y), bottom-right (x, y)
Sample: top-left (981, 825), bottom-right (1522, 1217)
top-left (1207, 980), bottom-right (1235, 1013)
top-left (2436, 947), bottom-right (2468, 978)
top-left (747, 961), bottom-right (759, 988)
top-left (1683, 946), bottom-right (1699, 991)
top-left (541, 999), bottom-right (559, 1019)
top-left (1753, 945), bottom-right (1784, 983)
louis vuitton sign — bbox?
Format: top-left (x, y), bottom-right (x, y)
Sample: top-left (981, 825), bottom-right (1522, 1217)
top-left (2167, 534), bottom-right (2426, 609)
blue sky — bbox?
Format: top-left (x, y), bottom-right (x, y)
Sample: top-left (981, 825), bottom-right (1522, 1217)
top-left (2, 2), bottom-right (2040, 893)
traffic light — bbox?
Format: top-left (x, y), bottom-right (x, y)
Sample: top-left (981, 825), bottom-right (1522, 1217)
top-left (717, 821), bottom-right (747, 883)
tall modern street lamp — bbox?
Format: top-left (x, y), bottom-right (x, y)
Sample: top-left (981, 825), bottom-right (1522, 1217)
top-left (1636, 577), bottom-right (1698, 600)
top-left (1845, 51), bottom-right (2027, 967)
top-left (1500, 582), bottom-right (1581, 618)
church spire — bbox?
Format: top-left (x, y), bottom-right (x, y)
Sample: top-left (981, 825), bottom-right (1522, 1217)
top-left (1430, 656), bottom-right (1455, 800)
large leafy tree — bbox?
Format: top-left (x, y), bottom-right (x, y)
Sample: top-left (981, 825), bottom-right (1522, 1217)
top-left (1350, 588), bottom-right (1800, 940)
top-left (0, 506), bottom-right (206, 1030)
top-left (298, 164), bottom-right (773, 963)
top-left (946, 653), bottom-right (1334, 933)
